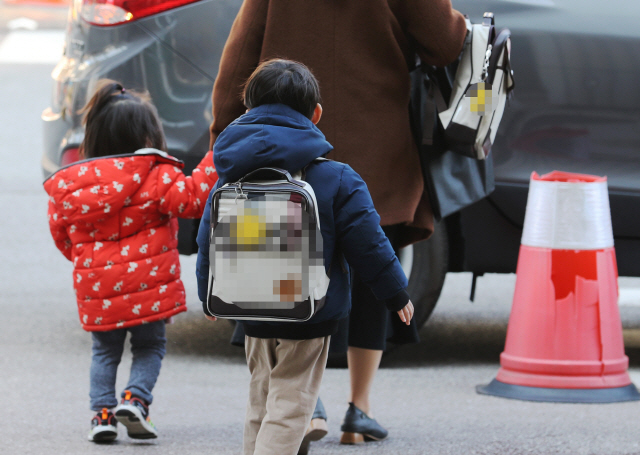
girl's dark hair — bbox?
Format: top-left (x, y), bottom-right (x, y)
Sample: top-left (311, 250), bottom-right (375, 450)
top-left (79, 80), bottom-right (166, 159)
top-left (243, 59), bottom-right (321, 119)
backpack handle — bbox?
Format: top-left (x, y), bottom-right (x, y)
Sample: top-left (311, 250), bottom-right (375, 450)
top-left (482, 12), bottom-right (495, 26)
top-left (238, 167), bottom-right (304, 187)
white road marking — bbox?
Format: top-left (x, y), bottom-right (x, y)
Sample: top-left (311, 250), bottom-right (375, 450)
top-left (7, 17), bottom-right (39, 31)
top-left (619, 287), bottom-right (640, 307)
top-left (0, 30), bottom-right (65, 64)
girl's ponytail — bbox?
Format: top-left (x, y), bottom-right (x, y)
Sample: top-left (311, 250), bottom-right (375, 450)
top-left (81, 81), bottom-right (127, 130)
top-left (79, 79), bottom-right (166, 159)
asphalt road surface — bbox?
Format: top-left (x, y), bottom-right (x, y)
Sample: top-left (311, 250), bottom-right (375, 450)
top-left (3, 6), bottom-right (640, 455)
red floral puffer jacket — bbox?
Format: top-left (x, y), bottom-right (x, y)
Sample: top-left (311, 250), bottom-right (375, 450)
top-left (44, 149), bottom-right (217, 331)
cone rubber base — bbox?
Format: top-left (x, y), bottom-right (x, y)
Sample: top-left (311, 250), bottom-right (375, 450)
top-left (477, 379), bottom-right (640, 403)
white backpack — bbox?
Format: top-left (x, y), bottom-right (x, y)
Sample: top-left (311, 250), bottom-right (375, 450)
top-left (437, 12), bottom-right (515, 160)
top-left (204, 161), bottom-right (329, 322)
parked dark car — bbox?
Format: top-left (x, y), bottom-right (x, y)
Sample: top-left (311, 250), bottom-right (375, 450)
top-left (42, 0), bottom-right (640, 330)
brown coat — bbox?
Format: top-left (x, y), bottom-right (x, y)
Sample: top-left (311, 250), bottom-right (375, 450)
top-left (210, 0), bottom-right (467, 246)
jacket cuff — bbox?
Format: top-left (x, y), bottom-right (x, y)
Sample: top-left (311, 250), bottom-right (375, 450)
top-left (196, 271), bottom-right (208, 303)
top-left (384, 288), bottom-right (410, 312)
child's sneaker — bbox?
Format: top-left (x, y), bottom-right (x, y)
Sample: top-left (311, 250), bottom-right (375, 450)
top-left (88, 408), bottom-right (118, 442)
top-left (114, 390), bottom-right (158, 439)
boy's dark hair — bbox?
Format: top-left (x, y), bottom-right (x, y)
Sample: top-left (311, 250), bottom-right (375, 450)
top-left (79, 79), bottom-right (167, 159)
top-left (243, 59), bottom-right (321, 119)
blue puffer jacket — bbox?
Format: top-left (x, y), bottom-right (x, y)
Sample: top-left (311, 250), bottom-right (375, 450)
top-left (196, 104), bottom-right (409, 339)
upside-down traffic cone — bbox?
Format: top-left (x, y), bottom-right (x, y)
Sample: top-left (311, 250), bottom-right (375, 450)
top-left (477, 171), bottom-right (640, 403)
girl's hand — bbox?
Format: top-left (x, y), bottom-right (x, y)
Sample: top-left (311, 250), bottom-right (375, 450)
top-left (397, 300), bottom-right (414, 326)
top-left (205, 315), bottom-right (217, 322)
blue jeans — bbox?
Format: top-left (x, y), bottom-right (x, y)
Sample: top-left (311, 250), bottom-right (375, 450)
top-left (89, 320), bottom-right (166, 411)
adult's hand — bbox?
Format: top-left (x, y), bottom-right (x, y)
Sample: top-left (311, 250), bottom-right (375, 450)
top-left (397, 300), bottom-right (414, 325)
top-left (205, 315), bottom-right (217, 321)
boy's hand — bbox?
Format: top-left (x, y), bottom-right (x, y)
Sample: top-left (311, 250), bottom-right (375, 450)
top-left (397, 300), bottom-right (414, 325)
top-left (205, 315), bottom-right (217, 321)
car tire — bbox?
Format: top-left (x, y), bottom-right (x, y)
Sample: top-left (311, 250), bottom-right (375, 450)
top-left (326, 220), bottom-right (449, 368)
top-left (401, 219), bottom-right (449, 331)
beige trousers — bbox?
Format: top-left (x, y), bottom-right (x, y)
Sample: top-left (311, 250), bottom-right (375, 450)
top-left (244, 335), bottom-right (330, 455)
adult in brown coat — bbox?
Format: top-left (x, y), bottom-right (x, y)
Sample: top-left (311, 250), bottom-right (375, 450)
top-left (209, 0), bottom-right (467, 450)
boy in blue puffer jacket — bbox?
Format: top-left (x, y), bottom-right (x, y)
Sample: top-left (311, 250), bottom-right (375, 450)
top-left (195, 59), bottom-right (413, 455)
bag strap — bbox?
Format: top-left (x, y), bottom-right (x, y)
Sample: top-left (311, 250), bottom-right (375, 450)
top-left (482, 11), bottom-right (495, 26)
top-left (414, 66), bottom-right (445, 147)
top-left (298, 156), bottom-right (347, 274)
top-left (417, 22), bottom-right (470, 116)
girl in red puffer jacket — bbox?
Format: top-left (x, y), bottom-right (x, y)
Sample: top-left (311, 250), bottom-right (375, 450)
top-left (44, 80), bottom-right (217, 443)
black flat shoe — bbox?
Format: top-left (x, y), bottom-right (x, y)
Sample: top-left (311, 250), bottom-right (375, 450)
top-left (298, 397), bottom-right (328, 455)
top-left (339, 402), bottom-right (388, 444)
top-left (311, 397), bottom-right (327, 421)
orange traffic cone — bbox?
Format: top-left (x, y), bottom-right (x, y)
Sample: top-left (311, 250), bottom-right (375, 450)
top-left (477, 171), bottom-right (640, 402)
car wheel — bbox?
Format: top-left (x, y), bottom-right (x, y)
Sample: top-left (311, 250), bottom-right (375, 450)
top-left (326, 220), bottom-right (449, 368)
top-left (400, 219), bottom-right (449, 330)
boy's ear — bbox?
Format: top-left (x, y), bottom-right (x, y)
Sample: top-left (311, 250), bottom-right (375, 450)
top-left (311, 103), bottom-right (323, 125)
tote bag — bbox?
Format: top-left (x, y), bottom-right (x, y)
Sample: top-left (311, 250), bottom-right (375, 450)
top-left (409, 61), bottom-right (495, 221)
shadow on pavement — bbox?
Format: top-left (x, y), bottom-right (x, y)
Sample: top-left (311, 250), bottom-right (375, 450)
top-left (164, 315), bottom-right (510, 366)
top-left (382, 319), bottom-right (508, 367)
top-left (165, 316), bottom-right (242, 359)
top-left (384, 321), bottom-right (640, 368)
top-left (165, 313), bottom-right (640, 370)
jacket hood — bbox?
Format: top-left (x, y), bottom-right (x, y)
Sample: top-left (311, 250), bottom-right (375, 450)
top-left (43, 149), bottom-right (182, 224)
top-left (213, 104), bottom-right (333, 184)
